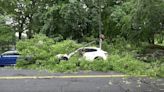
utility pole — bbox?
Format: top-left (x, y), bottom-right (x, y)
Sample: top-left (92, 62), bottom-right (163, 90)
top-left (98, 0), bottom-right (102, 49)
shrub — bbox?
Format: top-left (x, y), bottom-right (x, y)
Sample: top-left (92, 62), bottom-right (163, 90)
top-left (16, 34), bottom-right (55, 64)
top-left (16, 34), bottom-right (82, 69)
top-left (52, 40), bottom-right (82, 54)
top-left (110, 54), bottom-right (149, 74)
top-left (158, 64), bottom-right (164, 77)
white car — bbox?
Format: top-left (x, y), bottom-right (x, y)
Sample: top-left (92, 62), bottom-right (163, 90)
top-left (57, 47), bottom-right (108, 61)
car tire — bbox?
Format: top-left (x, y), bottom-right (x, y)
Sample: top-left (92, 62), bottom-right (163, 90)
top-left (0, 65), bottom-right (4, 67)
top-left (59, 57), bottom-right (68, 61)
top-left (94, 57), bottom-right (103, 61)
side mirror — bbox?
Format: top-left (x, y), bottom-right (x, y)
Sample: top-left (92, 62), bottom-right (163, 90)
top-left (0, 55), bottom-right (3, 57)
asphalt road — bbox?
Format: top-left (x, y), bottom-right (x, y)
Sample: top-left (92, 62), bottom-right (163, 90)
top-left (0, 68), bottom-right (164, 92)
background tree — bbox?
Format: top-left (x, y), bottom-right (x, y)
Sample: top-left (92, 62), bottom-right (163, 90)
top-left (132, 0), bottom-right (164, 44)
top-left (0, 14), bottom-right (15, 52)
top-left (0, 0), bottom-right (163, 44)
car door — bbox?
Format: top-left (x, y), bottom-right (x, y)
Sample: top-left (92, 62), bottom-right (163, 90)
top-left (83, 48), bottom-right (97, 61)
top-left (0, 53), bottom-right (19, 66)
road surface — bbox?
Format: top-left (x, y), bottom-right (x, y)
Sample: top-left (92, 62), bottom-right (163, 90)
top-left (0, 67), bottom-right (163, 92)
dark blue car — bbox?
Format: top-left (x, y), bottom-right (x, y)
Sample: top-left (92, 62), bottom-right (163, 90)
top-left (0, 51), bottom-right (20, 66)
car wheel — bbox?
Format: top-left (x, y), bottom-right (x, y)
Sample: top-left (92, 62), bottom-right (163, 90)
top-left (94, 57), bottom-right (103, 61)
top-left (59, 57), bottom-right (68, 61)
top-left (0, 65), bottom-right (4, 67)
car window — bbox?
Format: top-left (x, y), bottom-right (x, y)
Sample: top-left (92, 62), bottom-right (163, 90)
top-left (84, 49), bottom-right (97, 52)
top-left (2, 53), bottom-right (19, 55)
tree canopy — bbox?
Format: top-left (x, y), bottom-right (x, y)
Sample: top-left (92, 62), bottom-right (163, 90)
top-left (0, 0), bottom-right (163, 44)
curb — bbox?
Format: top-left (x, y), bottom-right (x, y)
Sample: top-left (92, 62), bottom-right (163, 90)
top-left (0, 75), bottom-right (147, 80)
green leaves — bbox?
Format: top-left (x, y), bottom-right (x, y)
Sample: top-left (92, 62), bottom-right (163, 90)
top-left (52, 40), bottom-right (82, 54)
top-left (0, 25), bottom-right (14, 44)
top-left (69, 0), bottom-right (77, 3)
top-left (0, 0), bottom-right (163, 43)
top-left (16, 34), bottom-right (55, 62)
top-left (131, 0), bottom-right (164, 43)
top-left (16, 34), bottom-right (82, 66)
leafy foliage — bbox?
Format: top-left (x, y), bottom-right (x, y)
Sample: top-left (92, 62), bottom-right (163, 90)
top-left (16, 34), bottom-right (81, 66)
top-left (16, 34), bottom-right (55, 63)
top-left (0, 15), bottom-right (15, 52)
top-left (0, 0), bottom-right (163, 43)
top-left (52, 40), bottom-right (82, 54)
top-left (0, 0), bottom-right (163, 77)
top-left (0, 25), bottom-right (14, 45)
top-left (16, 35), bottom-right (164, 77)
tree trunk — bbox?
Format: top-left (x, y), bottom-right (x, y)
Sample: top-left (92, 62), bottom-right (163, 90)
top-left (18, 32), bottom-right (22, 40)
top-left (27, 30), bottom-right (32, 39)
top-left (148, 36), bottom-right (155, 44)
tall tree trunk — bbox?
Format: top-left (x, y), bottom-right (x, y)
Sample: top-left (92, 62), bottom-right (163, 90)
top-left (27, 15), bottom-right (33, 39)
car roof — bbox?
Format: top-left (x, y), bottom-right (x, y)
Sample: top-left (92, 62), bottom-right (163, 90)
top-left (1, 50), bottom-right (18, 55)
top-left (80, 47), bottom-right (101, 50)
